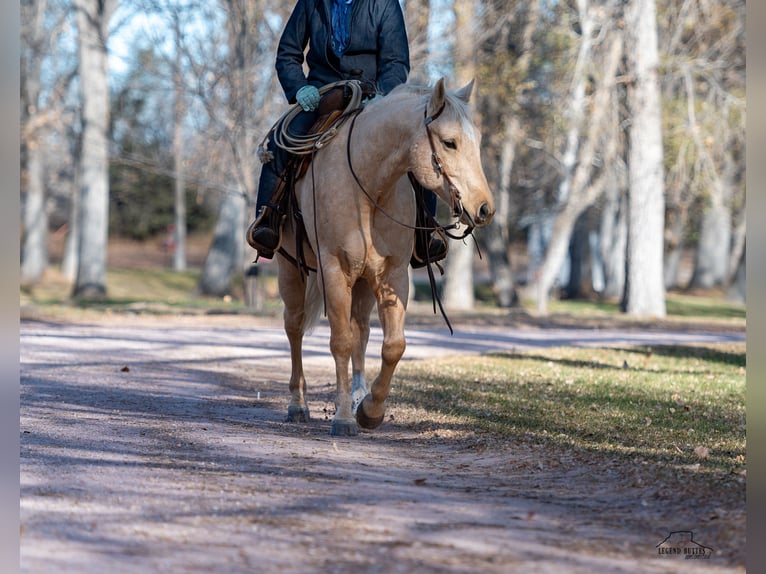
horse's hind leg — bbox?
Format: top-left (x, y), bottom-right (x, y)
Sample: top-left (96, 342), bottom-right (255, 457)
top-left (277, 259), bottom-right (310, 422)
top-left (350, 280), bottom-right (376, 414)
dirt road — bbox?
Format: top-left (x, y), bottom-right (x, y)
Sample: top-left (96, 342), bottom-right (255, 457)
top-left (20, 312), bottom-right (745, 573)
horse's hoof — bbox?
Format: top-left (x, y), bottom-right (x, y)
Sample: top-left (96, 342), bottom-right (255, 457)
top-left (356, 400), bottom-right (385, 430)
top-left (330, 420), bottom-right (359, 436)
top-left (286, 406), bottom-right (310, 423)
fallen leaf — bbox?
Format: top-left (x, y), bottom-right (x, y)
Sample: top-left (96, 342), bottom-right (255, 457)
top-left (694, 445), bottom-right (710, 459)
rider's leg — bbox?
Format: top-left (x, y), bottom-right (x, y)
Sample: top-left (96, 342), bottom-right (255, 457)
top-left (248, 111), bottom-right (317, 259)
top-left (411, 182), bottom-right (448, 269)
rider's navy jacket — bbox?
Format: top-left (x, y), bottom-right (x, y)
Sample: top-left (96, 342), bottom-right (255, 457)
top-left (275, 0), bottom-right (410, 104)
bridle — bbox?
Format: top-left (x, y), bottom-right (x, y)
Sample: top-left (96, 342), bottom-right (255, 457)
top-left (345, 97), bottom-right (480, 335)
top-left (423, 103), bottom-right (466, 225)
top-left (346, 99), bottom-right (475, 241)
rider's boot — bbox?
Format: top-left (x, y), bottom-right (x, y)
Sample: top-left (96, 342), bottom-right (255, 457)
top-left (410, 186), bottom-right (448, 269)
top-left (246, 168), bottom-right (283, 260)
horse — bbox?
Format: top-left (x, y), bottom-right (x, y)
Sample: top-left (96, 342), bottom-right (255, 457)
top-left (273, 77), bottom-right (494, 436)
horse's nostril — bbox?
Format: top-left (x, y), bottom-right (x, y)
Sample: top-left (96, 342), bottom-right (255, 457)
top-left (478, 202), bottom-right (491, 224)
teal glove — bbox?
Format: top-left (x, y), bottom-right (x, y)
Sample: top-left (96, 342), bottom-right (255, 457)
top-left (296, 85), bottom-right (320, 112)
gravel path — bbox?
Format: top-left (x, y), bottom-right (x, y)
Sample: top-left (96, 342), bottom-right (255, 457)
top-left (20, 314), bottom-right (745, 573)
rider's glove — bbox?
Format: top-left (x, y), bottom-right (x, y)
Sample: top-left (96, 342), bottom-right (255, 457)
top-left (296, 85), bottom-right (321, 112)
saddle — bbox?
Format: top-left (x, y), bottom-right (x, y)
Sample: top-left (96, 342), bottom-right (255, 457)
top-left (270, 81), bottom-right (376, 220)
top-left (262, 81), bottom-right (376, 274)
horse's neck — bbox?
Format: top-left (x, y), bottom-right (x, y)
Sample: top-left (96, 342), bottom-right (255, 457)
top-left (352, 97), bottom-right (423, 187)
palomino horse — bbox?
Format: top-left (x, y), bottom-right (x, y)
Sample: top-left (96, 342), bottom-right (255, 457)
top-left (275, 78), bottom-right (494, 436)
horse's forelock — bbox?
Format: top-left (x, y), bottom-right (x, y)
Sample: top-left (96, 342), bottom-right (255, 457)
top-left (388, 83), bottom-right (477, 143)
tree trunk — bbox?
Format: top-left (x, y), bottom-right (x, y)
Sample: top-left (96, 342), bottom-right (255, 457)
top-left (662, 204), bottom-right (687, 289)
top-left (20, 0), bottom-right (50, 286)
top-left (21, 139), bottom-right (48, 286)
top-left (71, 0), bottom-right (116, 299)
top-left (534, 28), bottom-right (622, 312)
top-left (689, 198), bottom-right (731, 289)
top-left (442, 0), bottom-right (478, 311)
top-left (622, 0), bottom-right (666, 317)
top-left (172, 14), bottom-right (187, 272)
top-left (62, 136), bottom-right (81, 281)
top-left (599, 179), bottom-right (627, 300)
top-left (482, 0), bottom-right (541, 308)
top-left (403, 0), bottom-right (430, 82)
top-left (726, 243), bottom-right (745, 303)
top-left (197, 0), bottom-right (258, 296)
top-left (198, 190), bottom-right (246, 297)
top-left (484, 121), bottom-right (518, 307)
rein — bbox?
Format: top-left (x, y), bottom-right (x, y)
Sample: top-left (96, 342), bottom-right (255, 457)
top-left (345, 103), bottom-right (473, 242)
top-left (344, 98), bottom-right (481, 335)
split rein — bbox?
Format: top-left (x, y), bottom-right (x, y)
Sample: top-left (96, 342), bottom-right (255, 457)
top-left (262, 80), bottom-right (475, 243)
top-left (344, 98), bottom-right (475, 243)
top-left (265, 81), bottom-right (477, 333)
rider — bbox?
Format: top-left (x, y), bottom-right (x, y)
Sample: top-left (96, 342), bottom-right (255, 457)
top-left (247, 0), bottom-right (447, 268)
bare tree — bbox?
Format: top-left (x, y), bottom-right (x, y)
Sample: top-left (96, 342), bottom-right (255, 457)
top-left (171, 10), bottom-right (187, 271)
top-left (532, 2), bottom-right (623, 313)
top-left (660, 0), bottom-right (745, 291)
top-left (442, 0), bottom-right (480, 311)
top-left (21, 0), bottom-right (73, 285)
top-left (196, 0), bottom-right (283, 296)
top-left (71, 0), bottom-right (118, 298)
top-left (480, 0), bottom-right (533, 308)
top-left (403, 0), bottom-right (430, 82)
top-left (20, 0), bottom-right (50, 286)
top-left (622, 0), bottom-right (666, 316)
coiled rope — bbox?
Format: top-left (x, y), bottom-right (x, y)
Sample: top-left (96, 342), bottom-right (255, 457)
top-left (259, 80), bottom-right (366, 159)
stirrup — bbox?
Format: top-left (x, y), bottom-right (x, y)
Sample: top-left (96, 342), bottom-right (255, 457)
top-left (246, 209), bottom-right (284, 260)
top-left (411, 229), bottom-right (448, 269)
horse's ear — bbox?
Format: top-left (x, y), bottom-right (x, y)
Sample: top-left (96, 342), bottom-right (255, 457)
top-left (428, 77), bottom-right (447, 117)
top-left (455, 79), bottom-right (475, 103)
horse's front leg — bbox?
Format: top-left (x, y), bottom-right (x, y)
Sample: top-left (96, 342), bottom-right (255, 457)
top-left (277, 258), bottom-right (310, 423)
top-left (356, 268), bottom-right (409, 430)
top-left (323, 264), bottom-right (358, 436)
top-left (350, 280), bottom-right (376, 414)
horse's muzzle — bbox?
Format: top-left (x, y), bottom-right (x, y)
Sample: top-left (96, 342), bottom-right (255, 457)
top-left (463, 201), bottom-right (493, 228)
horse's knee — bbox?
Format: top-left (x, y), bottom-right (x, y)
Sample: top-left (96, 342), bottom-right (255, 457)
top-left (330, 332), bottom-right (353, 359)
top-left (381, 337), bottom-right (406, 366)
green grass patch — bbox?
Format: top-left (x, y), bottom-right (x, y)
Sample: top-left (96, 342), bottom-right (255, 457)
top-left (395, 342), bottom-right (745, 476)
top-left (665, 292), bottom-right (746, 320)
top-left (21, 266), bottom-right (283, 317)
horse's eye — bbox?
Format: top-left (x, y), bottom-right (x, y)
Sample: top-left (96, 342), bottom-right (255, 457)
top-left (442, 139), bottom-right (457, 150)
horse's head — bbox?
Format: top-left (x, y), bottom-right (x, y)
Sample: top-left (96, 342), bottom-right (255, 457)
top-left (411, 78), bottom-right (495, 229)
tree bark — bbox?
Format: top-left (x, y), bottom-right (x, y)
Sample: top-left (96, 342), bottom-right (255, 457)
top-left (622, 0), bottom-right (666, 317)
top-left (484, 120), bottom-right (519, 308)
top-left (442, 0), bottom-right (478, 311)
top-left (198, 190), bottom-right (247, 297)
top-left (21, 139), bottom-right (48, 286)
top-left (71, 0), bottom-right (116, 299)
top-left (599, 157), bottom-right (628, 300)
top-left (20, 0), bottom-right (51, 286)
top-left (172, 12), bottom-right (187, 272)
